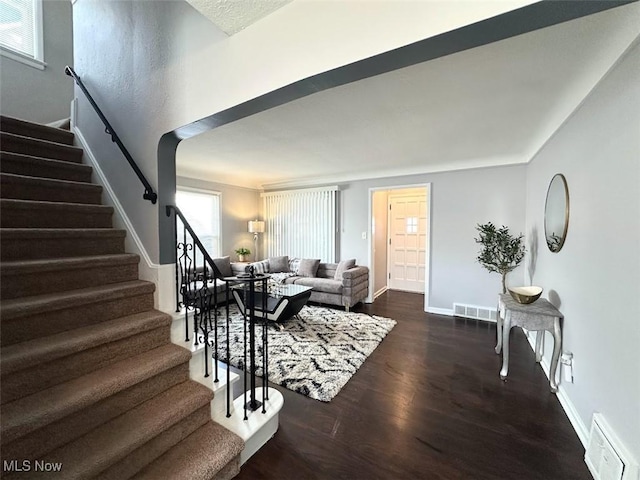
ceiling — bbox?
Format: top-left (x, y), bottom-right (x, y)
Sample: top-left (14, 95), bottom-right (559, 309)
top-left (177, 4), bottom-right (639, 190)
top-left (185, 0), bottom-right (292, 35)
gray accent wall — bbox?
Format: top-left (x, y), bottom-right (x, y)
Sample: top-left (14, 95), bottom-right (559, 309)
top-left (525, 41), bottom-right (640, 456)
top-left (0, 0), bottom-right (73, 123)
top-left (340, 165), bottom-right (527, 310)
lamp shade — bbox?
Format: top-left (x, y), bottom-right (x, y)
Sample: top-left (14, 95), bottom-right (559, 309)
top-left (248, 220), bottom-right (265, 234)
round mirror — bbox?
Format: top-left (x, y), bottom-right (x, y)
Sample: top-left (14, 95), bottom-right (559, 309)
top-left (544, 174), bottom-right (569, 253)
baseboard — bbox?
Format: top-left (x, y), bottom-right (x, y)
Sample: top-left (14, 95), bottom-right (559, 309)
top-left (373, 286), bottom-right (388, 299)
top-left (524, 331), bottom-right (589, 447)
top-left (425, 306), bottom-right (454, 316)
top-left (73, 126), bottom-right (176, 311)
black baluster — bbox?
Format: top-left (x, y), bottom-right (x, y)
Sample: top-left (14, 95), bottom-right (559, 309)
top-left (225, 283), bottom-right (231, 418)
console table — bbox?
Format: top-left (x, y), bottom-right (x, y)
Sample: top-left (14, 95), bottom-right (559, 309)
top-left (496, 294), bottom-right (563, 392)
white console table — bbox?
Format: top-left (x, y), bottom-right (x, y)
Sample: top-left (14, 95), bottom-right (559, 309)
top-left (495, 294), bottom-right (563, 392)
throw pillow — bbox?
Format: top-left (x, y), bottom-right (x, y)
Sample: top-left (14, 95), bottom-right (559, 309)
top-left (269, 256), bottom-right (290, 273)
top-left (334, 259), bottom-right (356, 280)
top-left (213, 256), bottom-right (233, 278)
top-left (251, 260), bottom-right (270, 274)
top-left (298, 258), bottom-right (320, 278)
top-left (289, 257), bottom-right (301, 275)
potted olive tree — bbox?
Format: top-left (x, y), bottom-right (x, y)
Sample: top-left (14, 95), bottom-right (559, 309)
top-left (234, 247), bottom-right (251, 262)
top-left (475, 222), bottom-right (525, 294)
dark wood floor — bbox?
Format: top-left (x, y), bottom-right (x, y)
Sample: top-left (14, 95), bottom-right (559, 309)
top-left (236, 290), bottom-right (590, 480)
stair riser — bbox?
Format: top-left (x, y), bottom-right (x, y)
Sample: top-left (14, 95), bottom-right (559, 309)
top-left (1, 326), bottom-right (171, 404)
top-left (1, 262), bottom-right (139, 300)
top-left (0, 364), bottom-right (190, 459)
top-left (1, 117), bottom-right (74, 145)
top-left (0, 179), bottom-right (102, 205)
top-left (95, 405), bottom-right (212, 480)
top-left (1, 235), bottom-right (125, 261)
top-left (1, 133), bottom-right (83, 163)
top-left (1, 292), bottom-right (155, 346)
top-left (0, 154), bottom-right (92, 183)
top-left (0, 204), bottom-right (113, 228)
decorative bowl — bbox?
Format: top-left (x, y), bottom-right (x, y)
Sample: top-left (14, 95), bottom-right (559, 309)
top-left (508, 286), bottom-right (543, 304)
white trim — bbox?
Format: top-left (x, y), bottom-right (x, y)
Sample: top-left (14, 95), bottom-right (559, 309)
top-left (0, 46), bottom-right (46, 70)
top-left (373, 286), bottom-right (388, 300)
top-left (33, 0), bottom-right (44, 61)
top-left (426, 307), bottom-right (454, 316)
top-left (524, 332), bottom-right (589, 447)
top-left (73, 126), bottom-right (176, 312)
top-left (261, 185), bottom-right (339, 196)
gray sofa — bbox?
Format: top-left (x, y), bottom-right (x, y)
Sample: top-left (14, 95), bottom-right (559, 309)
top-left (231, 257), bottom-right (369, 311)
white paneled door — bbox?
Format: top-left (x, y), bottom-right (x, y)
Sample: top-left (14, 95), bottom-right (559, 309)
top-left (387, 194), bottom-right (427, 293)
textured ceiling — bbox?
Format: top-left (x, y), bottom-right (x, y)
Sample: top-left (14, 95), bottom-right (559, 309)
top-left (185, 0), bottom-right (292, 35)
top-left (177, 3), bottom-right (640, 189)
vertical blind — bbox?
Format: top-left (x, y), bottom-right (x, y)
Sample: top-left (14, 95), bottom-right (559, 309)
top-left (0, 0), bottom-right (41, 60)
top-left (262, 187), bottom-right (338, 263)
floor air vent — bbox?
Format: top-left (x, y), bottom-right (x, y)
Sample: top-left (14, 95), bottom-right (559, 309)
top-left (453, 303), bottom-right (497, 322)
top-left (585, 413), bottom-right (638, 480)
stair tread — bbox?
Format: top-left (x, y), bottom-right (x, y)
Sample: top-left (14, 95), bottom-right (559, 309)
top-left (0, 197), bottom-right (113, 212)
top-left (0, 280), bottom-right (155, 320)
top-left (133, 421), bottom-right (244, 480)
top-left (1, 253), bottom-right (140, 274)
top-left (0, 115), bottom-right (74, 145)
top-left (0, 151), bottom-right (91, 172)
top-left (1, 310), bottom-right (172, 375)
top-left (0, 344), bottom-right (194, 445)
top-left (0, 172), bottom-right (102, 191)
top-left (0, 131), bottom-right (82, 152)
top-left (0, 228), bottom-right (126, 239)
top-left (26, 381), bottom-right (214, 480)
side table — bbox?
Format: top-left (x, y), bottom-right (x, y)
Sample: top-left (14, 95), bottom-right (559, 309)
top-left (496, 294), bottom-right (563, 392)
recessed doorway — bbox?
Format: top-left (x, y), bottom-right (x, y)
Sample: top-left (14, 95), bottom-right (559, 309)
top-left (368, 185), bottom-right (431, 310)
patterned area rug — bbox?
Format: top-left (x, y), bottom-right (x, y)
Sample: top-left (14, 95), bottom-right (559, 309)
top-left (212, 305), bottom-right (397, 402)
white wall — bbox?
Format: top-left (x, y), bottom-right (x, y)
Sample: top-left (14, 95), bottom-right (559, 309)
top-left (176, 176), bottom-right (260, 261)
top-left (0, 0), bottom-right (73, 123)
top-left (341, 165), bottom-right (527, 311)
top-left (525, 42), bottom-right (640, 457)
top-left (72, 0), bottom-right (533, 264)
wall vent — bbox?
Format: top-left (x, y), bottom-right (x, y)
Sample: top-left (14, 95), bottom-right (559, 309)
top-left (585, 413), bottom-right (638, 480)
top-left (453, 303), bottom-right (497, 322)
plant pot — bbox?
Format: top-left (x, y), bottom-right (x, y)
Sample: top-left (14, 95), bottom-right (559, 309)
top-left (238, 255), bottom-right (247, 262)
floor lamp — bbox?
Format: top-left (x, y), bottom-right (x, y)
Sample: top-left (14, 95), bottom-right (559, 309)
top-left (248, 220), bottom-right (265, 261)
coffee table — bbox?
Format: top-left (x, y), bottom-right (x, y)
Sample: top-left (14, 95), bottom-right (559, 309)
top-left (231, 283), bottom-right (313, 325)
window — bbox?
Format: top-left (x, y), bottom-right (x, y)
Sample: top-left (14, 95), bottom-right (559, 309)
top-left (176, 188), bottom-right (222, 261)
top-left (0, 0), bottom-right (44, 68)
top-left (263, 187), bottom-right (338, 263)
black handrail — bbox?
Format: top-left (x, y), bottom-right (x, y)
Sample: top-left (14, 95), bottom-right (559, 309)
top-left (65, 66), bottom-right (157, 204)
top-left (166, 204), bottom-right (224, 279)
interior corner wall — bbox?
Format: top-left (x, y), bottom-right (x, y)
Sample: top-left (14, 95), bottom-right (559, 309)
top-left (0, 0), bottom-right (73, 123)
top-left (524, 42), bottom-right (640, 456)
top-left (372, 190), bottom-right (389, 294)
top-left (176, 176), bottom-right (260, 261)
top-left (341, 164), bottom-right (527, 311)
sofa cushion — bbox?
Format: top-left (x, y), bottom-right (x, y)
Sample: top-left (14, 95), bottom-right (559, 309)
top-left (269, 255), bottom-right (289, 273)
top-left (294, 277), bottom-right (343, 294)
top-left (213, 256), bottom-right (233, 278)
top-left (298, 258), bottom-right (320, 277)
top-left (334, 259), bottom-right (356, 280)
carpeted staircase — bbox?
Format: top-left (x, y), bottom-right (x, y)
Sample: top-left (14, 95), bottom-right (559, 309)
top-left (0, 115), bottom-right (244, 479)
